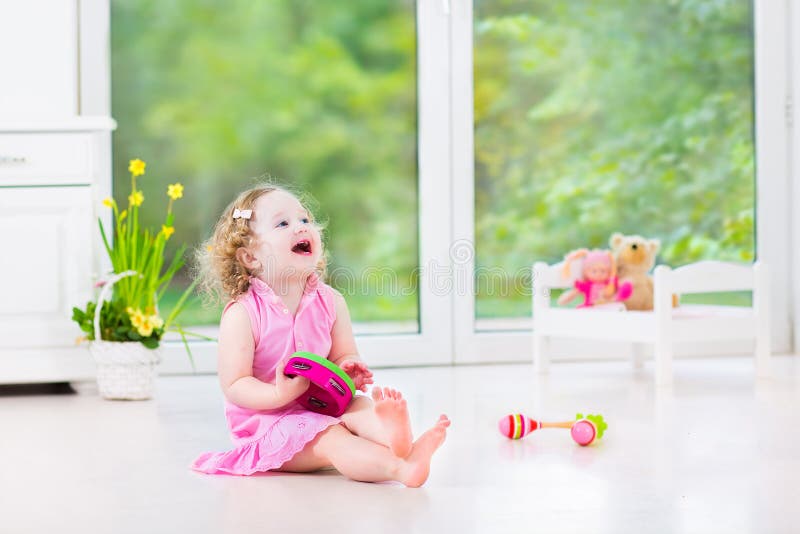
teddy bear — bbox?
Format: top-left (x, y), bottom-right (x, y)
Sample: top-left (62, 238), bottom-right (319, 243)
top-left (609, 233), bottom-right (661, 311)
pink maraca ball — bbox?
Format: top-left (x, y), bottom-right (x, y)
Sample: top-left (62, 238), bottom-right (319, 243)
top-left (498, 414), bottom-right (539, 440)
top-left (570, 419), bottom-right (597, 446)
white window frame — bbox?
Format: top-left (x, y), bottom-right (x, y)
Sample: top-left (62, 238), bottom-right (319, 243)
top-left (755, 0), bottom-right (793, 354)
top-left (790, 0), bottom-right (800, 353)
top-left (356, 0), bottom-right (454, 368)
top-left (450, 0), bottom-right (792, 364)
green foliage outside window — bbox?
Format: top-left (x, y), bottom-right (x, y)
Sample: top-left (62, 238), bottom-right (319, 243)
top-left (474, 0), bottom-right (755, 318)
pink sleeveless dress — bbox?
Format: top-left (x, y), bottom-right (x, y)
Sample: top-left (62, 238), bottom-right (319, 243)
top-left (191, 274), bottom-right (342, 475)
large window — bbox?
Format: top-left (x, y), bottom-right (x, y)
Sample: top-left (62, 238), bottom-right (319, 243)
top-left (112, 1), bottom-right (418, 334)
top-left (473, 1), bottom-right (756, 328)
top-left (107, 1), bottom-right (779, 365)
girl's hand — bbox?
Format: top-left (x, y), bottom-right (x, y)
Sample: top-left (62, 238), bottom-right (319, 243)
top-left (275, 359), bottom-right (311, 405)
top-left (338, 359), bottom-right (374, 392)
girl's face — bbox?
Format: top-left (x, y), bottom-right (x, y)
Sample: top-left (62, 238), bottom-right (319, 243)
top-left (245, 190), bottom-right (322, 281)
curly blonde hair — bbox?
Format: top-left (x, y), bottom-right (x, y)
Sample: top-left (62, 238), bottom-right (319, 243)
top-left (196, 184), bottom-right (327, 305)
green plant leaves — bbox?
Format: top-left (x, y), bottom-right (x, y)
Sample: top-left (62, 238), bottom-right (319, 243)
top-left (72, 294), bottom-right (164, 345)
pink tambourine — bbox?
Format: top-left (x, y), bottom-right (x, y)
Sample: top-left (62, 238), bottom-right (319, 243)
top-left (283, 351), bottom-right (356, 417)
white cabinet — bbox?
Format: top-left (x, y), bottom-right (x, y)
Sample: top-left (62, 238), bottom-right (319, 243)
top-left (0, 0), bottom-right (115, 383)
top-left (0, 122), bottom-right (114, 383)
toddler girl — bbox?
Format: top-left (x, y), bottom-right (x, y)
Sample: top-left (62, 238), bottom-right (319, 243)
top-left (191, 184), bottom-right (449, 487)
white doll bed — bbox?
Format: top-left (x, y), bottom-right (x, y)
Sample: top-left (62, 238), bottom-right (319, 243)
top-left (531, 260), bottom-right (770, 385)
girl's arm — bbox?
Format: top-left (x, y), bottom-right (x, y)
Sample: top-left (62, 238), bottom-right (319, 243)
top-left (328, 292), bottom-right (373, 391)
top-left (217, 302), bottom-right (308, 410)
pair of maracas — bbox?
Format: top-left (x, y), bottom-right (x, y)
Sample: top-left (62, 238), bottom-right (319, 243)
top-left (499, 412), bottom-right (607, 446)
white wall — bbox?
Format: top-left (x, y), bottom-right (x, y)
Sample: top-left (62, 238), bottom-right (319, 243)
top-left (0, 1), bottom-right (78, 118)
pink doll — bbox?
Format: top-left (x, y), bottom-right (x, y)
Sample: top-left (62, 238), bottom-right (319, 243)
top-left (557, 249), bottom-right (633, 308)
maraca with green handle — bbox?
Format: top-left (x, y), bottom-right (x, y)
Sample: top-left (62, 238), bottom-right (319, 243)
top-left (498, 412), bottom-right (607, 446)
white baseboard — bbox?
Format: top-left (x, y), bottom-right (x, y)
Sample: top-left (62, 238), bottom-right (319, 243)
top-left (0, 347), bottom-right (95, 384)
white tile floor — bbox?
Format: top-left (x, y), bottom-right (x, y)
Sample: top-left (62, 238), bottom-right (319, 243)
top-left (1, 355), bottom-right (798, 534)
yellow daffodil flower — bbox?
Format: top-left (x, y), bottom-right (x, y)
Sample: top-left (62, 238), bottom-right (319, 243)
top-left (129, 190), bottom-right (144, 207)
top-left (162, 225), bottom-right (175, 239)
top-left (138, 319), bottom-right (154, 337)
top-left (138, 314), bottom-right (164, 336)
top-left (150, 315), bottom-right (164, 329)
top-left (129, 159), bottom-right (146, 177)
top-left (167, 183), bottom-right (184, 200)
top-left (128, 307), bottom-right (159, 337)
top-left (102, 197), bottom-right (115, 208)
top-left (128, 308), bottom-right (146, 331)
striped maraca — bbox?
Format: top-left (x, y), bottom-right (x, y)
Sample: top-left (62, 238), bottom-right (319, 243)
top-left (498, 413), bottom-right (607, 446)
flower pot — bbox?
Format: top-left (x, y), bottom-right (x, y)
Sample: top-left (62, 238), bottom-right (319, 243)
top-left (89, 340), bottom-right (161, 400)
top-left (87, 270), bottom-right (162, 400)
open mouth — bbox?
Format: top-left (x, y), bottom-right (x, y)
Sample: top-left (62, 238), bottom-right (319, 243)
top-left (291, 239), bottom-right (312, 256)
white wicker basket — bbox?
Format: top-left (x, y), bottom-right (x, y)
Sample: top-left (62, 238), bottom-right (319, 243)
top-left (90, 340), bottom-right (161, 400)
top-left (88, 270), bottom-right (162, 400)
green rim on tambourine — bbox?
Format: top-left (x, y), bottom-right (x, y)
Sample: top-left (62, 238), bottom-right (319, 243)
top-left (291, 351), bottom-right (356, 395)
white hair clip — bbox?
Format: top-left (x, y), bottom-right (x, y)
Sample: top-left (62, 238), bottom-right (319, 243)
top-left (232, 208), bottom-right (252, 220)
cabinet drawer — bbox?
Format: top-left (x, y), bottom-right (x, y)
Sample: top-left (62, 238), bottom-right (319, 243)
top-left (0, 133), bottom-right (91, 185)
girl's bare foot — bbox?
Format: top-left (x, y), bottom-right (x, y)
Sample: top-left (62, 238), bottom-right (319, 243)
top-left (372, 387), bottom-right (414, 458)
top-left (398, 415), bottom-right (450, 488)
